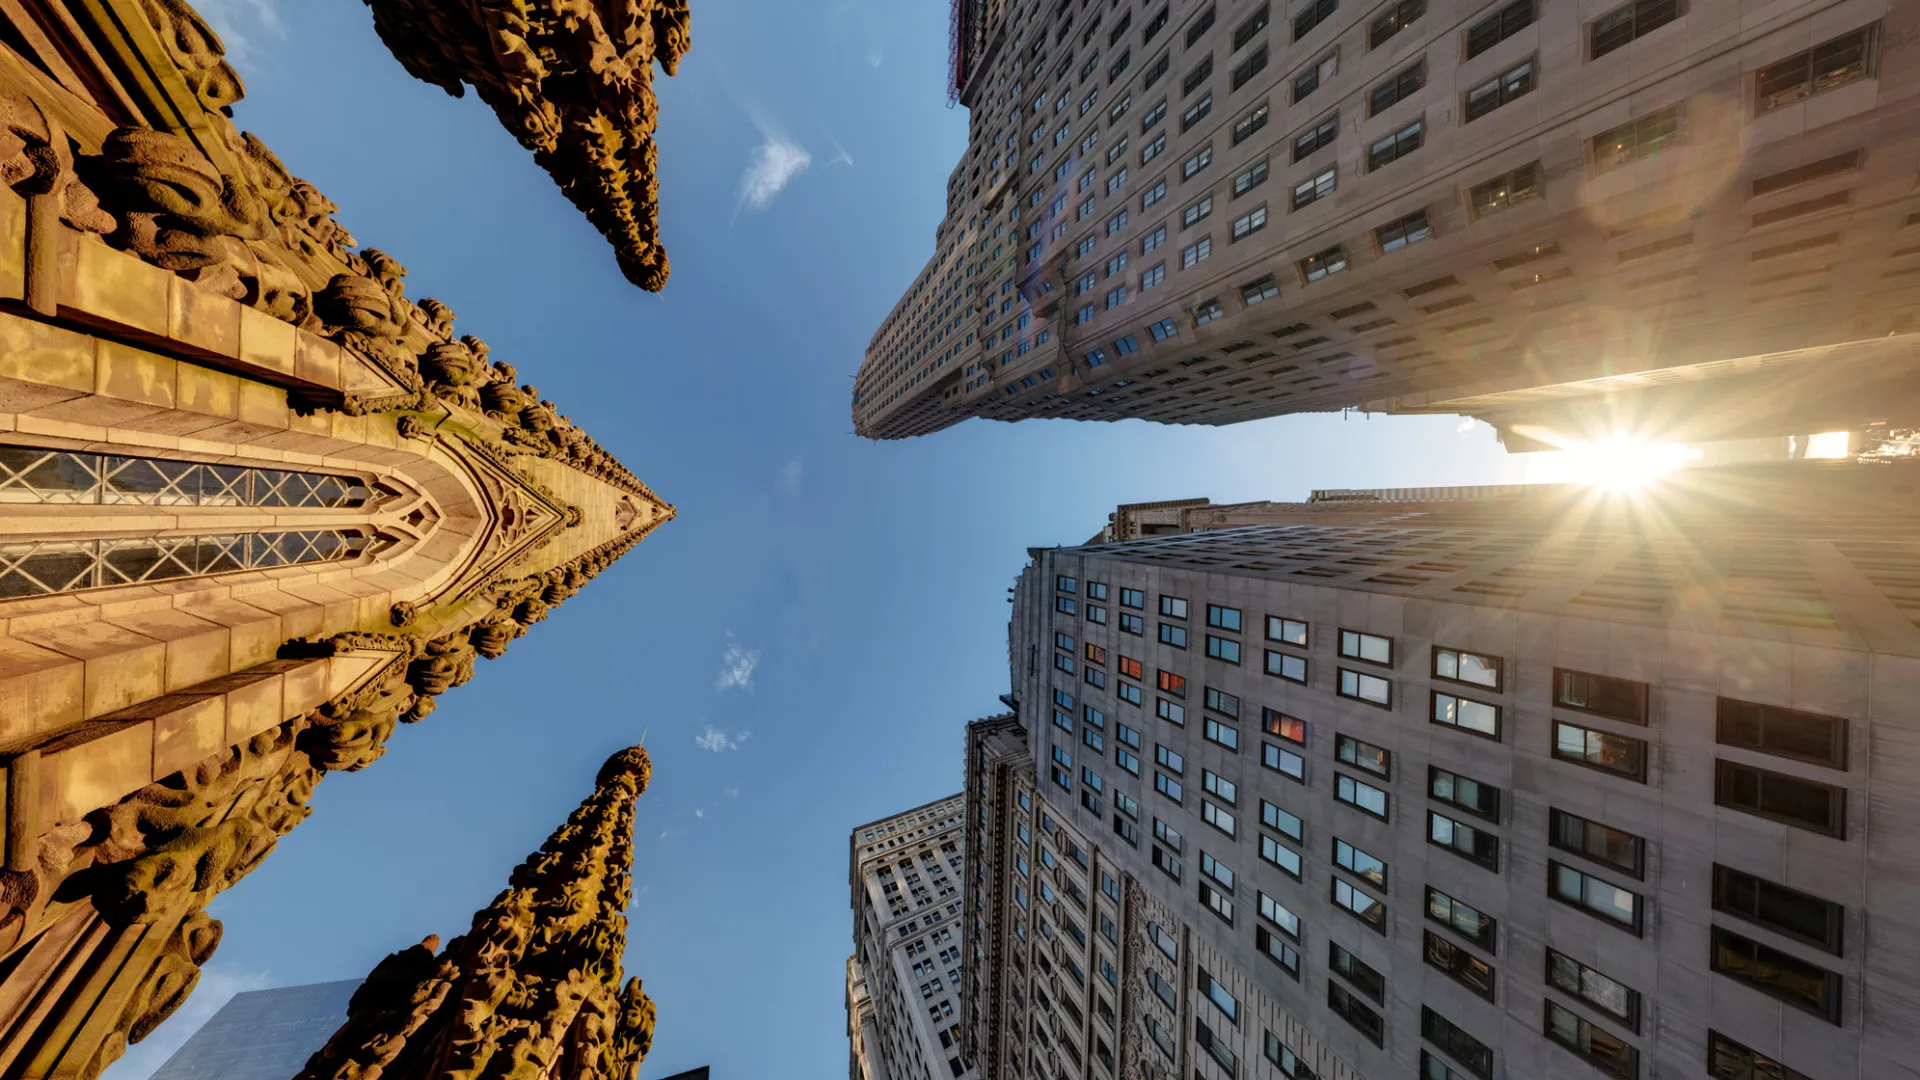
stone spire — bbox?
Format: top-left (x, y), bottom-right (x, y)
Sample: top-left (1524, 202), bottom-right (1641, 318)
top-left (294, 746), bottom-right (656, 1080)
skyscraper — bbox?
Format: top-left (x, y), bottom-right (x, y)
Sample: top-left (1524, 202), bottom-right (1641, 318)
top-left (849, 795), bottom-right (979, 1080)
top-left (965, 462), bottom-right (1920, 1080)
top-left (853, 0), bottom-right (1920, 441)
top-left (148, 981), bottom-right (361, 1080)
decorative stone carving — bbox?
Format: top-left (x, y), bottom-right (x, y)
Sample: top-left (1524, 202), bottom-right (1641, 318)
top-left (138, 0), bottom-right (243, 113)
top-left (0, 93), bottom-right (114, 234)
top-left (361, 0), bottom-right (691, 291)
top-left (97, 126), bottom-right (319, 327)
top-left (293, 745), bottom-right (657, 1079)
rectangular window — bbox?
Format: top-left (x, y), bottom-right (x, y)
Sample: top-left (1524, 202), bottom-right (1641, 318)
top-left (1231, 205), bottom-right (1268, 240)
top-left (1232, 160), bottom-right (1268, 198)
top-left (1300, 245), bottom-right (1347, 282)
top-left (1203, 718), bottom-right (1239, 751)
top-left (1261, 799), bottom-right (1302, 840)
top-left (1327, 982), bottom-right (1383, 1046)
top-left (1141, 180), bottom-right (1167, 209)
top-left (1233, 4), bottom-right (1271, 49)
top-left (1368, 118), bottom-right (1423, 169)
top-left (1158, 595), bottom-right (1188, 619)
top-left (1369, 60), bottom-right (1425, 115)
top-left (1195, 1017), bottom-right (1237, 1071)
top-left (1712, 864), bottom-right (1843, 954)
top-left (1181, 239), bottom-right (1212, 268)
top-left (1241, 274), bottom-right (1280, 304)
top-left (1157, 670), bottom-right (1186, 697)
top-left (1465, 0), bottom-right (1532, 59)
top-left (1292, 115), bottom-right (1338, 163)
top-left (1591, 0), bottom-right (1682, 60)
top-left (1432, 692), bottom-right (1501, 739)
top-left (1140, 263), bottom-right (1166, 290)
top-left (1153, 817), bottom-right (1183, 852)
top-left (1334, 837), bottom-right (1387, 889)
top-left (1260, 834), bottom-right (1302, 878)
top-left (1182, 56), bottom-right (1214, 96)
top-left (1119, 682), bottom-right (1143, 704)
top-left (1552, 721), bottom-right (1647, 782)
top-left (1555, 669), bottom-right (1648, 724)
top-left (1264, 709), bottom-right (1304, 744)
top-left (1590, 104), bottom-right (1683, 174)
top-left (1155, 772), bottom-right (1183, 803)
top-left (1329, 941), bottom-right (1385, 1003)
top-left (1716, 699), bottom-right (1847, 769)
top-left (1707, 1031), bottom-right (1813, 1080)
top-left (1292, 166), bottom-right (1335, 209)
top-left (1547, 949), bottom-right (1640, 1031)
top-left (1335, 734), bottom-right (1390, 778)
top-left (1181, 144), bottom-right (1212, 177)
top-left (1055, 596), bottom-right (1077, 615)
top-left (1420, 1007), bottom-right (1492, 1080)
top-left (1333, 878), bottom-right (1385, 932)
top-left (1429, 766), bottom-right (1500, 821)
top-left (1205, 635), bottom-right (1242, 664)
top-left (1465, 59), bottom-right (1533, 121)
top-left (1550, 860), bottom-right (1643, 933)
top-left (1336, 774), bottom-right (1388, 819)
top-left (1293, 52), bottom-right (1336, 101)
top-left (1158, 623), bottom-right (1188, 648)
top-left (1755, 25), bottom-right (1875, 114)
top-left (1294, 0), bottom-right (1337, 41)
top-left (1338, 668), bottom-right (1392, 707)
top-left (1433, 647), bottom-right (1502, 690)
top-left (1154, 744), bottom-right (1184, 775)
top-left (1370, 0), bottom-right (1425, 46)
top-left (1426, 885), bottom-right (1497, 950)
top-left (1117, 721), bottom-right (1141, 748)
top-left (1152, 847), bottom-right (1183, 882)
top-left (1262, 741), bottom-right (1304, 781)
top-left (1549, 808), bottom-right (1644, 878)
top-left (1198, 880), bottom-right (1235, 924)
top-left (1421, 1051), bottom-right (1470, 1080)
top-left (1711, 926), bottom-right (1841, 1024)
top-left (1429, 811), bottom-right (1499, 871)
top-left (1233, 102), bottom-right (1270, 145)
top-left (1203, 685), bottom-right (1239, 717)
top-left (1120, 588), bottom-right (1144, 609)
top-left (1182, 196), bottom-right (1212, 226)
top-left (1116, 748), bottom-right (1141, 775)
top-left (1257, 928), bottom-right (1300, 976)
top-left (1202, 769), bottom-right (1237, 804)
top-left (1265, 650), bottom-right (1307, 684)
top-left (1202, 799), bottom-right (1236, 837)
top-left (1230, 44), bottom-right (1269, 91)
top-left (1375, 208), bottom-right (1432, 252)
top-left (1425, 930), bottom-right (1495, 1001)
top-left (1266, 616), bottom-right (1308, 645)
top-left (1196, 969), bottom-right (1239, 1028)
top-left (1544, 1000), bottom-right (1637, 1080)
top-left (1139, 97), bottom-right (1166, 130)
top-left (1715, 760), bottom-right (1846, 837)
top-left (1469, 161), bottom-right (1541, 217)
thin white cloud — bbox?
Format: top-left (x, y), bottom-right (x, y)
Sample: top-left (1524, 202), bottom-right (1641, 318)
top-left (1455, 418), bottom-right (1477, 434)
top-left (738, 119), bottom-right (811, 212)
top-left (825, 138), bottom-right (855, 168)
top-left (100, 963), bottom-right (275, 1079)
top-left (723, 783), bottom-right (741, 799)
top-left (716, 636), bottom-right (761, 691)
top-left (695, 725), bottom-right (751, 752)
top-left (867, 49), bottom-right (883, 68)
top-left (693, 808), bottom-right (705, 819)
top-left (778, 457), bottom-right (804, 494)
top-left (190, 0), bottom-right (282, 67)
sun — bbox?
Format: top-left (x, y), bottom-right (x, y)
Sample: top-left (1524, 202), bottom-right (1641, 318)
top-left (1523, 437), bottom-right (1701, 492)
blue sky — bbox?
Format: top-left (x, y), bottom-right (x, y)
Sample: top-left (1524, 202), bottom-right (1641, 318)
top-left (107, 1), bottom-right (1522, 1076)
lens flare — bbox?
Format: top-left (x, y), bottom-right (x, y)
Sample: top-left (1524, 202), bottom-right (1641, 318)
top-left (1524, 438), bottom-right (1702, 492)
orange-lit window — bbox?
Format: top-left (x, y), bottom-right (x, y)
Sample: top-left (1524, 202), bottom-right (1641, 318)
top-left (1157, 671), bottom-right (1188, 696)
top-left (1085, 643), bottom-right (1108, 664)
top-left (1120, 656), bottom-right (1144, 679)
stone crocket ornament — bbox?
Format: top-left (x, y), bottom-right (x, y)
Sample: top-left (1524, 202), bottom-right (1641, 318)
top-left (292, 745), bottom-right (656, 1079)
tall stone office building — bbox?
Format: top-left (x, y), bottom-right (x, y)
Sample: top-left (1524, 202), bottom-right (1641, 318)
top-left (850, 795), bottom-right (982, 1080)
top-left (0, 0), bottom-right (685, 1073)
top-left (854, 0), bottom-right (1920, 443)
top-left (964, 462), bottom-right (1920, 1080)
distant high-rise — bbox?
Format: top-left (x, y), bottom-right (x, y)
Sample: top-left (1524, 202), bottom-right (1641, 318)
top-left (853, 0), bottom-right (1920, 441)
top-left (848, 795), bottom-right (979, 1080)
top-left (964, 461), bottom-right (1920, 1080)
top-left (148, 981), bottom-right (361, 1080)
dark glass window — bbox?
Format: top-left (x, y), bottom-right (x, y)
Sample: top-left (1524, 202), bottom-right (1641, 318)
top-left (1424, 931), bottom-right (1495, 1000)
top-left (1549, 808), bottom-right (1645, 878)
top-left (1554, 668), bottom-right (1648, 724)
top-left (1369, 0), bottom-right (1426, 47)
top-left (1591, 0), bottom-right (1682, 59)
top-left (1710, 926), bottom-right (1842, 1024)
top-left (1716, 699), bottom-right (1847, 768)
top-left (1430, 767), bottom-right (1500, 821)
top-left (1329, 941), bottom-right (1385, 1002)
top-left (1327, 982), bottom-right (1382, 1045)
top-left (1426, 886), bottom-right (1496, 951)
top-left (1465, 0), bottom-right (1533, 59)
top-left (1420, 1007), bottom-right (1491, 1079)
top-left (1547, 949), bottom-right (1639, 1031)
top-left (1553, 722), bottom-right (1647, 782)
top-left (1714, 760), bottom-right (1846, 838)
top-left (1712, 865), bottom-right (1843, 955)
top-left (1707, 1031), bottom-right (1813, 1080)
top-left (1544, 1000), bottom-right (1638, 1080)
top-left (1755, 25), bottom-right (1876, 113)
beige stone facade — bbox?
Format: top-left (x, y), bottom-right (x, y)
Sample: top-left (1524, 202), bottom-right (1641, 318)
top-left (851, 795), bottom-right (981, 1080)
top-left (967, 462), bottom-right (1920, 1080)
top-left (0, 1), bottom-right (680, 1074)
top-left (855, 0), bottom-right (1920, 441)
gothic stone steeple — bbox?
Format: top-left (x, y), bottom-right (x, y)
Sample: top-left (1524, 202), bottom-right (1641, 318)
top-left (296, 746), bottom-right (656, 1080)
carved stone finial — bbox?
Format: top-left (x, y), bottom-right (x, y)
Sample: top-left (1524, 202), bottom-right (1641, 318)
top-left (292, 744), bottom-right (656, 1079)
